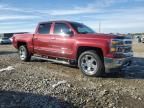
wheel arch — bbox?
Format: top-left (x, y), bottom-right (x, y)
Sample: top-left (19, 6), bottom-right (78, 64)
top-left (77, 46), bottom-right (104, 63)
top-left (17, 41), bottom-right (27, 49)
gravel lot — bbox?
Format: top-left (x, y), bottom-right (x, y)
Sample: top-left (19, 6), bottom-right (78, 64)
top-left (0, 42), bottom-right (144, 108)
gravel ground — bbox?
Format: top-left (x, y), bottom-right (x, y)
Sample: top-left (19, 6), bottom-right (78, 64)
top-left (0, 42), bottom-right (144, 108)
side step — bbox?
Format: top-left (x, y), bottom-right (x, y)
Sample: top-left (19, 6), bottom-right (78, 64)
top-left (32, 56), bottom-right (70, 65)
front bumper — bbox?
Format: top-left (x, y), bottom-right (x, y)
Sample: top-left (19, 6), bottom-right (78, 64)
top-left (104, 57), bottom-right (133, 72)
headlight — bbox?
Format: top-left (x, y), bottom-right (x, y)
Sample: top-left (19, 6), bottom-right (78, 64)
top-left (111, 39), bottom-right (123, 45)
top-left (110, 39), bottom-right (123, 52)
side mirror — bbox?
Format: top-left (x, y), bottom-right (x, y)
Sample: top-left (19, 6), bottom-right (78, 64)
top-left (60, 29), bottom-right (74, 37)
top-left (67, 31), bottom-right (74, 36)
top-left (65, 29), bottom-right (74, 36)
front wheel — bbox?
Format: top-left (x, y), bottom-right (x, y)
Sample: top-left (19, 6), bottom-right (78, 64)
top-left (78, 50), bottom-right (104, 77)
top-left (18, 45), bottom-right (31, 61)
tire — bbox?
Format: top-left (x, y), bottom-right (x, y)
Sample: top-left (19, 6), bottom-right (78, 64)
top-left (78, 50), bottom-right (104, 77)
top-left (18, 45), bottom-right (31, 61)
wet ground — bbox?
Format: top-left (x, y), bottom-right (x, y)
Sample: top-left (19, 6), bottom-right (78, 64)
top-left (0, 43), bottom-right (144, 108)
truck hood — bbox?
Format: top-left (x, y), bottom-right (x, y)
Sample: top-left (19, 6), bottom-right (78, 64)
top-left (76, 33), bottom-right (131, 40)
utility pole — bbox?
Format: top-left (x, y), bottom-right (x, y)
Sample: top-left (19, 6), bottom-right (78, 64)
top-left (99, 21), bottom-right (101, 33)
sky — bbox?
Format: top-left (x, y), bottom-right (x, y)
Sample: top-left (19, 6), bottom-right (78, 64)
top-left (0, 0), bottom-right (144, 33)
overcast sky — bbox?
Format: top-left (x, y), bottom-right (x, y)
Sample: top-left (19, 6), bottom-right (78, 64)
top-left (0, 0), bottom-right (144, 33)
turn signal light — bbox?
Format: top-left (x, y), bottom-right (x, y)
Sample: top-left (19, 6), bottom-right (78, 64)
top-left (110, 48), bottom-right (116, 52)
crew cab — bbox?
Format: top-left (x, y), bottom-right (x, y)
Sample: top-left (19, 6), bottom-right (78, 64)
top-left (12, 21), bottom-right (133, 77)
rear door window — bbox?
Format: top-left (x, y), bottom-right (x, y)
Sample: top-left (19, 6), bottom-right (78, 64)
top-left (38, 23), bottom-right (51, 34)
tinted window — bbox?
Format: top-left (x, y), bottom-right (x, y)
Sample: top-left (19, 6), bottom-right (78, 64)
top-left (54, 23), bottom-right (70, 35)
top-left (38, 23), bottom-right (51, 34)
top-left (70, 22), bottom-right (95, 34)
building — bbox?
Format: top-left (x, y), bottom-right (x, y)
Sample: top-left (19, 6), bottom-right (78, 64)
top-left (0, 32), bottom-right (27, 38)
top-left (0, 32), bottom-right (27, 44)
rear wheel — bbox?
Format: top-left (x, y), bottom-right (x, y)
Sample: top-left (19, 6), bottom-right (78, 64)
top-left (78, 50), bottom-right (104, 77)
top-left (18, 45), bottom-right (31, 61)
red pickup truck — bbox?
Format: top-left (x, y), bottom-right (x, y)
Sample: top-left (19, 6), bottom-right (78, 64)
top-left (12, 20), bottom-right (133, 77)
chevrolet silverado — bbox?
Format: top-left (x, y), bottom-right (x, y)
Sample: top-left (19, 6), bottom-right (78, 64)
top-left (12, 21), bottom-right (133, 77)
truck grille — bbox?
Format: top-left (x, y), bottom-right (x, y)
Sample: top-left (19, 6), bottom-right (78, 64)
top-left (124, 47), bottom-right (132, 53)
top-left (117, 47), bottom-right (132, 53)
top-left (115, 39), bottom-right (133, 58)
top-left (124, 41), bottom-right (132, 44)
top-left (123, 39), bottom-right (132, 45)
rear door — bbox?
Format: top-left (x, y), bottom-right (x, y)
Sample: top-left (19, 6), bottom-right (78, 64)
top-left (33, 23), bottom-right (52, 55)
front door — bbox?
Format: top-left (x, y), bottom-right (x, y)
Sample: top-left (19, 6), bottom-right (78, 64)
top-left (49, 22), bottom-right (75, 59)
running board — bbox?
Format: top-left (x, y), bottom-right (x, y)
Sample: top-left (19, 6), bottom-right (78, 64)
top-left (32, 56), bottom-right (70, 65)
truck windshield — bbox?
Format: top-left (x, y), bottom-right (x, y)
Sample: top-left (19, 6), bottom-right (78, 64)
top-left (70, 22), bottom-right (95, 34)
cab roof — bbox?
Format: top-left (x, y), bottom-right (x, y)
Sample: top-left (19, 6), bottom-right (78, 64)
top-left (39, 20), bottom-right (80, 24)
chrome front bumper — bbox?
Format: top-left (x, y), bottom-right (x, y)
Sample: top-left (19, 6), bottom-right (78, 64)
top-left (104, 57), bottom-right (133, 72)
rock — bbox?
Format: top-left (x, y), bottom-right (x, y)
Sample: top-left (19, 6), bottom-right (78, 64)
top-left (0, 66), bottom-right (15, 72)
top-left (108, 103), bottom-right (114, 108)
top-left (52, 80), bottom-right (67, 89)
top-left (138, 97), bottom-right (142, 100)
top-left (67, 83), bottom-right (73, 88)
top-left (99, 90), bottom-right (109, 97)
top-left (99, 84), bottom-right (103, 87)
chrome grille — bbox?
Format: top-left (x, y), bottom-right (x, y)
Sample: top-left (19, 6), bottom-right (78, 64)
top-left (123, 39), bottom-right (132, 45)
top-left (115, 39), bottom-right (133, 58)
top-left (116, 46), bottom-right (132, 53)
top-left (124, 41), bottom-right (132, 44)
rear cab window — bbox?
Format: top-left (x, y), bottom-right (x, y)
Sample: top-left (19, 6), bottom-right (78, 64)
top-left (37, 23), bottom-right (52, 34)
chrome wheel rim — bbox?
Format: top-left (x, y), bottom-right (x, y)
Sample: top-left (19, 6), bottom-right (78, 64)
top-left (81, 55), bottom-right (98, 75)
top-left (19, 47), bottom-right (26, 60)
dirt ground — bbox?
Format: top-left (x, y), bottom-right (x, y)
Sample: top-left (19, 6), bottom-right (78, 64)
top-left (0, 42), bottom-right (144, 108)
